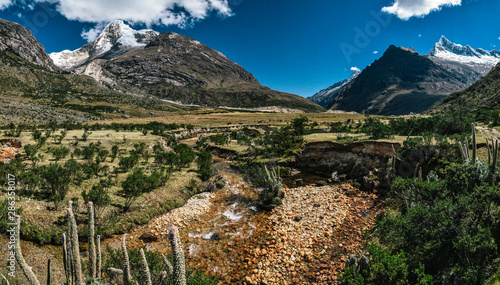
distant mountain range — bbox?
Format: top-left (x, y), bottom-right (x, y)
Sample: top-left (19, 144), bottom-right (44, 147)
top-left (308, 68), bottom-right (360, 108)
top-left (0, 18), bottom-right (323, 113)
top-left (311, 36), bottom-right (500, 115)
top-left (46, 20), bottom-right (323, 112)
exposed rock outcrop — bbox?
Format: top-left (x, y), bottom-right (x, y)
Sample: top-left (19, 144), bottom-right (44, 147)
top-left (0, 138), bottom-right (22, 163)
top-left (0, 18), bottom-right (57, 71)
top-left (295, 141), bottom-right (400, 189)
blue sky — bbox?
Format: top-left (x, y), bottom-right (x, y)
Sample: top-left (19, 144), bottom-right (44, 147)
top-left (0, 0), bottom-right (499, 97)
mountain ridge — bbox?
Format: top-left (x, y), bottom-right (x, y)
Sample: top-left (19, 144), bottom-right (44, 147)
top-left (328, 44), bottom-right (486, 115)
top-left (308, 69), bottom-right (361, 108)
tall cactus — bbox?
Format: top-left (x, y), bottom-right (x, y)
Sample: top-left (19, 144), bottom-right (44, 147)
top-left (96, 235), bottom-right (102, 279)
top-left (121, 234), bottom-right (133, 285)
top-left (168, 226), bottom-right (186, 285)
top-left (87, 202), bottom-right (97, 279)
top-left (472, 123), bottom-right (477, 163)
top-left (13, 215), bottom-right (41, 285)
top-left (61, 233), bottom-right (71, 285)
top-left (67, 201), bottom-right (83, 285)
top-left (162, 254), bottom-right (173, 275)
top-left (140, 248), bottom-right (153, 285)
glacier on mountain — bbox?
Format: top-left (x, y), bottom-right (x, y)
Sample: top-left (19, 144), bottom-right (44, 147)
top-left (428, 36), bottom-right (500, 66)
top-left (49, 20), bottom-right (158, 70)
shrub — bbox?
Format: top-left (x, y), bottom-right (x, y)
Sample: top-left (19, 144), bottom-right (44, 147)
top-left (39, 163), bottom-right (71, 210)
top-left (121, 168), bottom-right (151, 211)
top-left (258, 166), bottom-right (285, 209)
top-left (197, 151), bottom-right (213, 181)
top-left (82, 181), bottom-right (111, 223)
top-left (51, 146), bottom-right (70, 160)
top-left (119, 155), bottom-right (139, 172)
top-left (174, 144), bottom-right (196, 169)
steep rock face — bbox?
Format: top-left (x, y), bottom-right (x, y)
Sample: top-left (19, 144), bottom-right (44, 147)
top-left (329, 45), bottom-right (484, 115)
top-left (0, 18), bottom-right (57, 71)
top-left (104, 32), bottom-right (259, 89)
top-left (296, 141), bottom-right (401, 188)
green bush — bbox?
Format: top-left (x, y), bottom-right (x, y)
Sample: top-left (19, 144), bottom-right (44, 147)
top-left (51, 146), bottom-right (70, 160)
top-left (341, 244), bottom-right (432, 285)
top-left (376, 164), bottom-right (500, 283)
top-left (197, 151), bottom-right (213, 181)
top-left (121, 168), bottom-right (150, 211)
top-left (39, 163), bottom-right (70, 209)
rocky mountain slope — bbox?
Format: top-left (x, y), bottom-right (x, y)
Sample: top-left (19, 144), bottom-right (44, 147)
top-left (434, 62), bottom-right (500, 111)
top-left (0, 18), bottom-right (57, 71)
top-left (328, 44), bottom-right (489, 115)
top-left (308, 68), bottom-right (360, 108)
top-left (49, 21), bottom-right (323, 112)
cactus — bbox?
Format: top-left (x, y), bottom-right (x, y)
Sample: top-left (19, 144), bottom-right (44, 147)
top-left (162, 254), bottom-right (173, 275)
top-left (357, 254), bottom-right (370, 278)
top-left (159, 271), bottom-right (168, 285)
top-left (62, 233), bottom-right (72, 285)
top-left (13, 215), bottom-right (41, 285)
top-left (472, 123), bottom-right (477, 162)
top-left (96, 235), bottom-right (102, 279)
top-left (168, 226), bottom-right (186, 285)
top-left (67, 201), bottom-right (83, 285)
top-left (140, 248), bottom-right (153, 285)
top-left (345, 254), bottom-right (357, 268)
top-left (46, 259), bottom-right (51, 285)
top-left (88, 202), bottom-right (97, 279)
top-left (121, 234), bottom-right (133, 285)
top-left (413, 162), bottom-right (420, 179)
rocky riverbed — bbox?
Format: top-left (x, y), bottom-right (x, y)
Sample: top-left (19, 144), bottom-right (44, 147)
top-left (103, 160), bottom-right (382, 284)
top-left (1, 159), bottom-right (381, 285)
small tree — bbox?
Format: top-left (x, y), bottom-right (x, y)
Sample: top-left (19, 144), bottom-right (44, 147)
top-left (174, 144), bottom-right (195, 169)
top-left (40, 163), bottom-right (70, 210)
top-left (52, 146), bottom-right (70, 161)
top-left (111, 144), bottom-right (119, 162)
top-left (197, 151), bottom-right (213, 181)
top-left (119, 155), bottom-right (139, 172)
top-left (121, 168), bottom-right (150, 211)
top-left (82, 181), bottom-right (111, 223)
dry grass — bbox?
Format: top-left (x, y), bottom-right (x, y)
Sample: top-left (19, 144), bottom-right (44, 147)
top-left (0, 129), bottom-right (205, 244)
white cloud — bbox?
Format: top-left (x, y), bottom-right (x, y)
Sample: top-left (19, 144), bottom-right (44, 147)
top-left (81, 23), bottom-right (106, 42)
top-left (373, 51), bottom-right (379, 54)
top-left (0, 0), bottom-right (12, 9)
top-left (498, 36), bottom-right (500, 40)
top-left (418, 34), bottom-right (422, 37)
top-left (351, 67), bottom-right (361, 72)
top-left (2, 0), bottom-right (232, 27)
top-left (382, 0), bottom-right (461, 20)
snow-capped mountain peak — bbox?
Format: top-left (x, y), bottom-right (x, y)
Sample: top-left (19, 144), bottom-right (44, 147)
top-left (428, 35), bottom-right (500, 66)
top-left (50, 20), bottom-right (158, 70)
